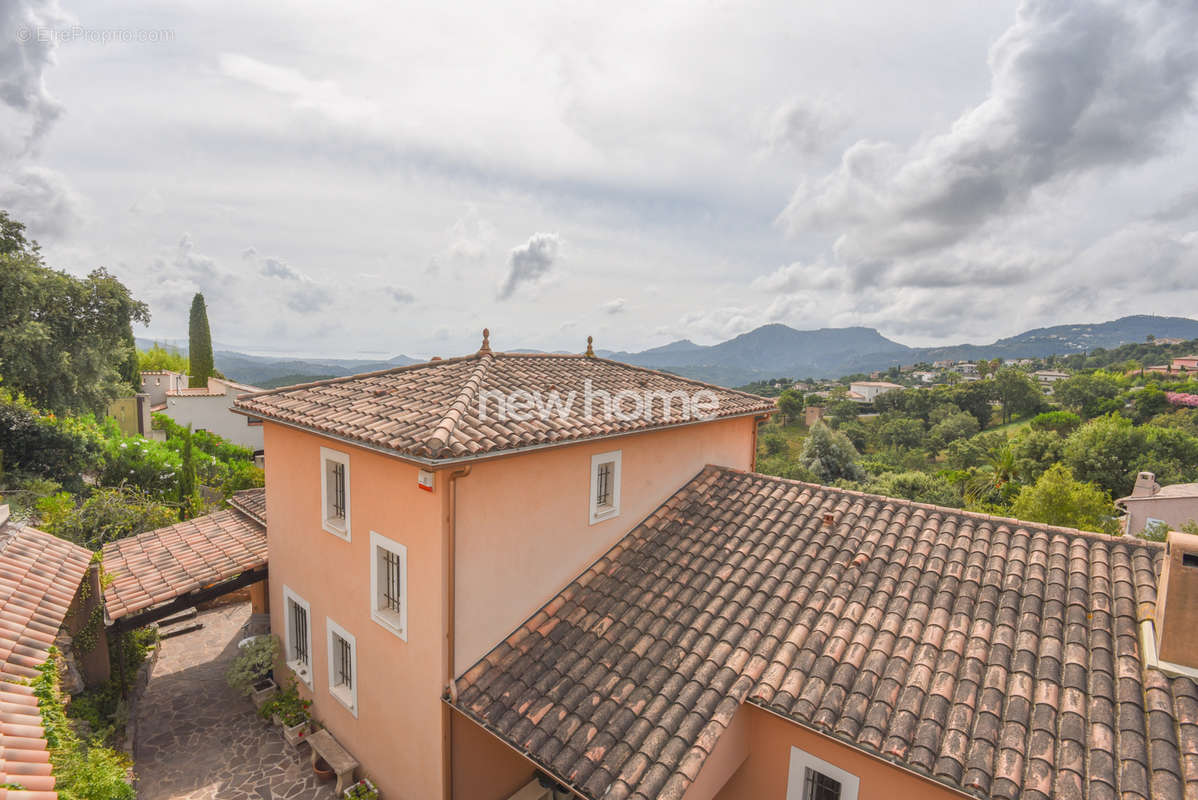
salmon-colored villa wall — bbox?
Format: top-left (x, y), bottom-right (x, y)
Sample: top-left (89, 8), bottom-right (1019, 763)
top-left (713, 705), bottom-right (964, 800)
top-left (453, 415), bottom-right (759, 669)
top-left (263, 413), bottom-right (760, 800)
top-left (263, 423), bottom-right (449, 800)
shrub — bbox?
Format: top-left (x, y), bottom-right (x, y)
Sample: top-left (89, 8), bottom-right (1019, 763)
top-left (31, 648), bottom-right (135, 800)
top-left (799, 422), bottom-right (863, 483)
top-left (227, 635), bottom-right (280, 695)
top-left (0, 391), bottom-right (99, 490)
top-left (38, 487), bottom-right (177, 549)
top-left (1029, 410), bottom-right (1081, 434)
top-left (868, 470), bottom-right (961, 507)
top-left (1009, 463), bottom-right (1118, 535)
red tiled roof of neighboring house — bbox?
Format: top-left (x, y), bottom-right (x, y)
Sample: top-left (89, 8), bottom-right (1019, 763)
top-left (0, 509), bottom-right (93, 800)
top-left (229, 487), bottom-right (267, 526)
top-left (232, 338), bottom-right (774, 463)
top-left (101, 506), bottom-right (266, 621)
top-left (453, 466), bottom-right (1197, 800)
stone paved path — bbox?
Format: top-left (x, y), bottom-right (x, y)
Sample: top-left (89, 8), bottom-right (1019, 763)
top-left (134, 603), bottom-right (337, 800)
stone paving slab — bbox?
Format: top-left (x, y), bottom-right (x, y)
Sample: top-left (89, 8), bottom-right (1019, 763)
top-left (134, 603), bottom-right (337, 800)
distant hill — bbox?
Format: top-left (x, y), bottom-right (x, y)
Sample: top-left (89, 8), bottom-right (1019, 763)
top-left (135, 338), bottom-right (418, 387)
top-left (604, 315), bottom-right (1198, 385)
top-left (138, 315), bottom-right (1198, 389)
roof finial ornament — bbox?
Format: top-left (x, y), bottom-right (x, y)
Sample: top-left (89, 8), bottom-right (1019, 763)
top-left (585, 335), bottom-right (595, 357)
top-left (479, 328), bottom-right (491, 354)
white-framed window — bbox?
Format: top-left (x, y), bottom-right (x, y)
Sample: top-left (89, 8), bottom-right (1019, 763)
top-left (370, 531), bottom-right (408, 640)
top-left (320, 446), bottom-right (351, 540)
top-left (589, 450), bottom-right (622, 525)
top-left (282, 585), bottom-right (313, 688)
top-left (325, 618), bottom-right (358, 717)
top-left (786, 746), bottom-right (859, 800)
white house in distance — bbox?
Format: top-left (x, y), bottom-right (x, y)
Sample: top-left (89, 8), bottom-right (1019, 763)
top-left (140, 370), bottom-right (188, 410)
top-left (848, 380), bottom-right (904, 403)
top-left (162, 376), bottom-right (266, 455)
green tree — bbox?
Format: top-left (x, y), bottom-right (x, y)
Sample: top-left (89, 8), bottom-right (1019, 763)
top-left (877, 415), bottom-right (925, 450)
top-left (1053, 371), bottom-right (1124, 419)
top-left (1009, 428), bottom-right (1065, 483)
top-left (1029, 410), bottom-right (1081, 434)
top-left (178, 424), bottom-right (197, 513)
top-left (1063, 414), bottom-right (1144, 496)
top-left (993, 368), bottom-right (1043, 424)
top-left (188, 293), bottom-right (214, 388)
top-left (1130, 386), bottom-right (1169, 424)
top-left (0, 220), bottom-right (150, 413)
top-left (799, 421), bottom-right (863, 483)
top-left (964, 444), bottom-right (1019, 506)
top-left (119, 322), bottom-right (140, 393)
top-left (776, 389), bottom-right (804, 425)
top-left (1009, 463), bottom-right (1118, 534)
top-left (950, 381), bottom-right (997, 429)
top-left (928, 411), bottom-right (980, 450)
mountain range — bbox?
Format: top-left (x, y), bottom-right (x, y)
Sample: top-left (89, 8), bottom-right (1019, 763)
top-left (141, 315), bottom-right (1198, 389)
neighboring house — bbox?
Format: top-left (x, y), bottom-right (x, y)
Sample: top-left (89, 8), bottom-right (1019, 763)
top-left (1173, 356), bottom-right (1198, 372)
top-left (1033, 369), bottom-right (1069, 394)
top-left (951, 362), bottom-right (978, 377)
top-left (225, 330), bottom-right (1198, 800)
top-left (911, 370), bottom-right (937, 384)
top-left (140, 370), bottom-right (188, 411)
top-left (163, 377), bottom-right (265, 455)
top-left (0, 505), bottom-right (99, 799)
top-left (847, 381), bottom-right (902, 403)
top-left (1117, 471), bottom-right (1198, 537)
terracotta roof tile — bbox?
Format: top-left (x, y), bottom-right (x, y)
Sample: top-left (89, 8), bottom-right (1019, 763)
top-left (101, 507), bottom-right (266, 621)
top-left (229, 488), bottom-right (266, 526)
top-left (452, 466), bottom-right (1195, 800)
top-left (0, 511), bottom-right (92, 799)
top-left (232, 349), bottom-right (773, 462)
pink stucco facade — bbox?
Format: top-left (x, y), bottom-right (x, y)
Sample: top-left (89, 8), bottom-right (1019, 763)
top-left (261, 413), bottom-right (760, 799)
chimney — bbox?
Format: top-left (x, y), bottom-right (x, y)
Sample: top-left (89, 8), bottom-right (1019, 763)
top-left (1155, 530), bottom-right (1198, 670)
top-left (1132, 471), bottom-right (1160, 498)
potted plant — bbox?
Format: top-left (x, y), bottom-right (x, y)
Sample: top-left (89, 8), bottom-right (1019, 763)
top-left (343, 778), bottom-right (379, 799)
top-left (260, 681), bottom-right (312, 746)
top-left (281, 705), bottom-right (310, 748)
top-left (226, 634), bottom-right (280, 709)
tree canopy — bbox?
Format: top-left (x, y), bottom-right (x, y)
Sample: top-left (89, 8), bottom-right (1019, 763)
top-left (0, 211), bottom-right (149, 414)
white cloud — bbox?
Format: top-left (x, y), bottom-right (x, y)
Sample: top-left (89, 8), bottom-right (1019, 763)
top-left (498, 232), bottom-right (561, 299)
top-left (782, 0), bottom-right (1198, 269)
top-left (218, 53), bottom-right (378, 125)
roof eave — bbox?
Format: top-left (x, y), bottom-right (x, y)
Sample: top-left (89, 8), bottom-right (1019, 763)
top-left (232, 406), bottom-right (774, 468)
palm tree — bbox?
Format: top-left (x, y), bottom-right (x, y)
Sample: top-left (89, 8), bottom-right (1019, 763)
top-left (965, 445), bottom-right (1018, 507)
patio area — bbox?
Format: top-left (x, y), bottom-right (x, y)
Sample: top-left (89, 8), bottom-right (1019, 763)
top-left (133, 602), bottom-right (337, 800)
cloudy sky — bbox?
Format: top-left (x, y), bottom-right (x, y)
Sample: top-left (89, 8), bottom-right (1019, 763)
top-left (2, 0), bottom-right (1197, 359)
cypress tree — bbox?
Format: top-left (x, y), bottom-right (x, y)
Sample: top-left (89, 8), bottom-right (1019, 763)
top-left (120, 322), bottom-right (141, 393)
top-left (188, 292), bottom-right (214, 388)
top-left (178, 424), bottom-right (196, 519)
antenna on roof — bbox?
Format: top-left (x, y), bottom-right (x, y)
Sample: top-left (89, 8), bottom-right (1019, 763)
top-left (479, 328), bottom-right (491, 354)
top-left (585, 335), bottom-right (595, 357)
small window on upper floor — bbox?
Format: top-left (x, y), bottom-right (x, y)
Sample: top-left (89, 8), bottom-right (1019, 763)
top-left (589, 450), bottom-right (621, 525)
top-left (320, 447), bottom-right (351, 540)
top-left (370, 532), bottom-right (407, 640)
